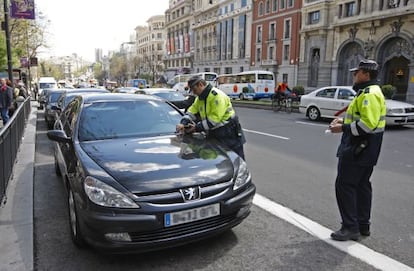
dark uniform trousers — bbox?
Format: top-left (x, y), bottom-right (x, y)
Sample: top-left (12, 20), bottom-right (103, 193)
top-left (335, 159), bottom-right (374, 231)
top-left (208, 117), bottom-right (245, 160)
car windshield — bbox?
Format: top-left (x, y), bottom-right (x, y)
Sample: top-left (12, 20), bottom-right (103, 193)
top-left (153, 92), bottom-right (185, 101)
top-left (78, 100), bottom-right (182, 141)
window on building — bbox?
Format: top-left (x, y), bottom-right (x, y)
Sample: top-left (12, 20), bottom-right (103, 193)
top-left (282, 73), bottom-right (288, 83)
top-left (284, 19), bottom-right (291, 39)
top-left (266, 0), bottom-right (270, 13)
top-left (269, 23), bottom-right (276, 40)
top-left (280, 0), bottom-right (286, 9)
top-left (288, 0), bottom-right (294, 7)
top-left (269, 46), bottom-right (274, 59)
top-left (272, 0), bottom-right (278, 11)
top-left (283, 44), bottom-right (290, 61)
top-left (259, 2), bottom-right (264, 16)
top-left (309, 10), bottom-right (320, 24)
top-left (345, 2), bottom-right (355, 17)
top-left (257, 26), bottom-right (262, 43)
top-left (241, 0), bottom-right (247, 7)
top-left (257, 48), bottom-right (261, 62)
top-left (338, 4), bottom-right (343, 18)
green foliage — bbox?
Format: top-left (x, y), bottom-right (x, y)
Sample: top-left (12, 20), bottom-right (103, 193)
top-left (292, 85), bottom-right (305, 95)
top-left (381, 84), bottom-right (396, 99)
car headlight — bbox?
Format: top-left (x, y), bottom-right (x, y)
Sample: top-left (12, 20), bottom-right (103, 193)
top-left (233, 158), bottom-right (251, 190)
top-left (84, 176), bottom-right (140, 208)
top-left (387, 108), bottom-right (404, 114)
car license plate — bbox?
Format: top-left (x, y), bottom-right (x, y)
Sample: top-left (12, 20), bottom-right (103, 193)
top-left (164, 203), bottom-right (220, 227)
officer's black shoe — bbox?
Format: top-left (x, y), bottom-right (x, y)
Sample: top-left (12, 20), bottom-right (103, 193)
top-left (359, 225), bottom-right (370, 236)
top-left (331, 228), bottom-right (360, 241)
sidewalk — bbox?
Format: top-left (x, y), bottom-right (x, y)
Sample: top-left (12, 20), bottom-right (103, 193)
top-left (0, 102), bottom-right (37, 271)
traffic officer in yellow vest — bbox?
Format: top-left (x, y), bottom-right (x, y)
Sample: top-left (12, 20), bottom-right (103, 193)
top-left (328, 59), bottom-right (386, 241)
top-left (176, 75), bottom-right (246, 160)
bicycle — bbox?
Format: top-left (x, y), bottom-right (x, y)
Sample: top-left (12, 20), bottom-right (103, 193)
top-left (272, 95), bottom-right (292, 113)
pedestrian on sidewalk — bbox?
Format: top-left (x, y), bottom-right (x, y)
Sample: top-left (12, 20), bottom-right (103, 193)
top-left (328, 59), bottom-right (386, 241)
top-left (0, 78), bottom-right (14, 125)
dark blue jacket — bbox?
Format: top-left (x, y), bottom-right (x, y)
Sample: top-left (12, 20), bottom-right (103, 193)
top-left (0, 85), bottom-right (13, 108)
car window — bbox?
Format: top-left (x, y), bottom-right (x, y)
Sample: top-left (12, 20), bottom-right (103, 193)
top-left (78, 100), bottom-right (182, 141)
top-left (315, 88), bottom-right (336, 99)
top-left (62, 98), bottom-right (81, 137)
top-left (153, 92), bottom-right (185, 101)
top-left (338, 88), bottom-right (354, 100)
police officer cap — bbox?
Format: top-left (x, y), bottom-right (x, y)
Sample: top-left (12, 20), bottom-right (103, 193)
top-left (187, 75), bottom-right (203, 89)
top-left (349, 59), bottom-right (379, 72)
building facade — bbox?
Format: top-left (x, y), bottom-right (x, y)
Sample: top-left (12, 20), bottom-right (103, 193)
top-left (251, 0), bottom-right (302, 87)
top-left (299, 0), bottom-right (414, 102)
top-left (164, 0), bottom-right (193, 79)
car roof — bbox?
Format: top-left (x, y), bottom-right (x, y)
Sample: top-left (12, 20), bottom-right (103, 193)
top-left (80, 93), bottom-right (164, 103)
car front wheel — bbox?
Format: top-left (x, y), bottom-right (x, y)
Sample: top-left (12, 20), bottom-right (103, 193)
top-left (307, 106), bottom-right (320, 121)
top-left (68, 187), bottom-right (87, 248)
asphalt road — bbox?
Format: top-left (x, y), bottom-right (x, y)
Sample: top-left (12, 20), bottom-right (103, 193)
top-left (33, 107), bottom-right (413, 270)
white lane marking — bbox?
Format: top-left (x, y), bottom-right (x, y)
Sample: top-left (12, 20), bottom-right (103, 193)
top-left (295, 121), bottom-right (328, 127)
top-left (243, 128), bottom-right (290, 140)
top-left (253, 194), bottom-right (414, 271)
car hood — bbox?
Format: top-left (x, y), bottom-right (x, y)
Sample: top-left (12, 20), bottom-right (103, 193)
top-left (80, 135), bottom-right (235, 193)
top-left (385, 99), bottom-right (414, 109)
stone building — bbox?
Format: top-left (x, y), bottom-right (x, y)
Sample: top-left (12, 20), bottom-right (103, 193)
top-left (135, 15), bottom-right (166, 85)
top-left (164, 0), bottom-right (193, 79)
top-left (192, 0), bottom-right (253, 75)
top-left (299, 0), bottom-right (414, 102)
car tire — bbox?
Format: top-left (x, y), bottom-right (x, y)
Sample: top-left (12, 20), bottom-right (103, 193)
top-left (54, 158), bottom-right (61, 176)
top-left (239, 93), bottom-right (245, 100)
top-left (68, 187), bottom-right (87, 248)
top-left (307, 106), bottom-right (320, 121)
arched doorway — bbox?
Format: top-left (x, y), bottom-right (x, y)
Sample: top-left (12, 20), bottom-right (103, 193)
top-left (378, 37), bottom-right (412, 101)
top-left (383, 56), bottom-right (409, 101)
top-left (337, 42), bottom-right (364, 85)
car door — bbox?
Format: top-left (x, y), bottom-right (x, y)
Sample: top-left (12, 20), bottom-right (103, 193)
top-left (334, 87), bottom-right (355, 117)
top-left (314, 87), bottom-right (337, 118)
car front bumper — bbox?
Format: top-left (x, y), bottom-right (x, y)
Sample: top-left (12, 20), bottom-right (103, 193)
top-left (386, 115), bottom-right (414, 125)
top-left (77, 183), bottom-right (256, 253)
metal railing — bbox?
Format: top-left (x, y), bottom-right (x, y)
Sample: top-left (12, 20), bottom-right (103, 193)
top-left (0, 98), bottom-right (31, 205)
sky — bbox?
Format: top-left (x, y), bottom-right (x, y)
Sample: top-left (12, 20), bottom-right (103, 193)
top-left (35, 0), bottom-right (169, 62)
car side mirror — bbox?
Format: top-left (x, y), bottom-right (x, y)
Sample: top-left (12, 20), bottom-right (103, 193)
top-left (47, 130), bottom-right (71, 143)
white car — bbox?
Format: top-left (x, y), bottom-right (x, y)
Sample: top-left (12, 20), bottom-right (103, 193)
top-left (299, 86), bottom-right (414, 126)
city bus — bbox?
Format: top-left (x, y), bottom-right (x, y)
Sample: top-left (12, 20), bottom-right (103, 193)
top-left (217, 70), bottom-right (275, 100)
top-left (167, 72), bottom-right (218, 93)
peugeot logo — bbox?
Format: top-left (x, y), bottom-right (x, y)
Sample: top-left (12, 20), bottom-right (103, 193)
top-left (180, 186), bottom-right (201, 201)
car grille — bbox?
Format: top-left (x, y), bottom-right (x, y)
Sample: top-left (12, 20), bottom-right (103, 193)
top-left (405, 107), bottom-right (414, 113)
top-left (128, 212), bottom-right (238, 242)
top-left (134, 179), bottom-right (233, 204)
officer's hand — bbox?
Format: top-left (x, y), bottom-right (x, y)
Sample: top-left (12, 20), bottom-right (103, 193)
top-left (176, 124), bottom-right (185, 134)
top-left (184, 123), bottom-right (196, 134)
top-left (329, 123), bottom-right (343, 133)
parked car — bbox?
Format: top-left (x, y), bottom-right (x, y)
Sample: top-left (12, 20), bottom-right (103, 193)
top-left (299, 86), bottom-right (414, 126)
top-left (54, 88), bottom-right (110, 119)
top-left (47, 93), bottom-right (255, 253)
top-left (44, 89), bottom-right (66, 129)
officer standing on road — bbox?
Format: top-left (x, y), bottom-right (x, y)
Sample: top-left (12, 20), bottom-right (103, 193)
top-left (328, 59), bottom-right (386, 241)
top-left (176, 75), bottom-right (246, 160)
